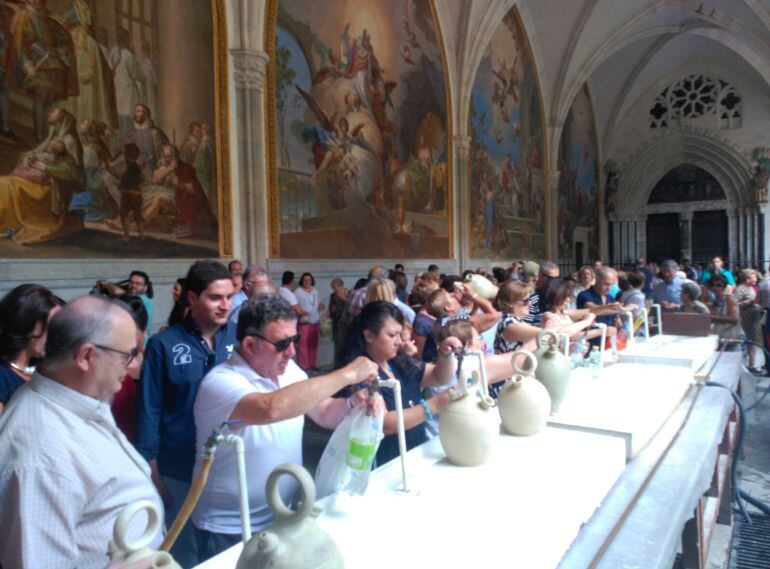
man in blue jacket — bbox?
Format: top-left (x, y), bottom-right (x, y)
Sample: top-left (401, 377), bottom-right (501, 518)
top-left (136, 260), bottom-right (237, 567)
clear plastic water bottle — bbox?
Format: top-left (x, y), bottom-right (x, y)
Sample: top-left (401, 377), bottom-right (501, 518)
top-left (589, 346), bottom-right (602, 378)
top-left (343, 401), bottom-right (378, 495)
top-left (570, 339), bottom-right (586, 369)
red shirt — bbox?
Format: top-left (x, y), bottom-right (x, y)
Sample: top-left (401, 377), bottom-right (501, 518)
top-left (111, 376), bottom-right (139, 443)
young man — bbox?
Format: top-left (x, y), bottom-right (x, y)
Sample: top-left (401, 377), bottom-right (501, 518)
top-left (192, 294), bottom-right (378, 560)
top-left (278, 271), bottom-right (308, 319)
top-left (135, 260), bottom-right (237, 567)
top-left (127, 270), bottom-right (154, 329)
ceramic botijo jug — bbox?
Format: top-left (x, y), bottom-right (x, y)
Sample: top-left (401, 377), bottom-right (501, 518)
top-left (236, 463), bottom-right (344, 569)
top-left (438, 366), bottom-right (499, 466)
top-left (531, 329), bottom-right (571, 414)
top-left (106, 500), bottom-right (181, 569)
top-left (454, 273), bottom-right (497, 300)
top-left (497, 349), bottom-right (551, 436)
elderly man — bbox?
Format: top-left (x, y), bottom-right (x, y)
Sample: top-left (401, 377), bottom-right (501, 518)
top-left (0, 296), bottom-right (162, 568)
top-left (652, 259), bottom-right (684, 311)
top-left (192, 294), bottom-right (378, 560)
top-left (230, 265), bottom-right (274, 321)
top-left (577, 267), bottom-right (624, 344)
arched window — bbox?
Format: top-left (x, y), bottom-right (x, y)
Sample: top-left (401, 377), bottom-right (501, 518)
top-left (649, 74), bottom-right (741, 130)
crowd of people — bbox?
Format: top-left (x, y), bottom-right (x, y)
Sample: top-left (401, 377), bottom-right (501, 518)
top-left (0, 254), bottom-right (765, 567)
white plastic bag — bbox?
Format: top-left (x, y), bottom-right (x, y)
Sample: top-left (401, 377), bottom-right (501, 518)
top-left (315, 397), bottom-right (384, 499)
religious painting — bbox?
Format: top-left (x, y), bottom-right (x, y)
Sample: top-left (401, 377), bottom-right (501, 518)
top-left (0, 0), bottom-right (230, 258)
top-left (557, 84), bottom-right (599, 260)
top-left (468, 7), bottom-right (545, 260)
top-left (267, 0), bottom-right (451, 258)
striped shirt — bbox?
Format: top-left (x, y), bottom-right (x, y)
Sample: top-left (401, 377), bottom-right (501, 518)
top-left (0, 374), bottom-right (163, 569)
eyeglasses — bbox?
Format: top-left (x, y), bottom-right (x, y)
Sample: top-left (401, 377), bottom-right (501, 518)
top-left (248, 332), bottom-right (301, 352)
top-left (711, 284), bottom-right (726, 289)
top-left (94, 344), bottom-right (138, 366)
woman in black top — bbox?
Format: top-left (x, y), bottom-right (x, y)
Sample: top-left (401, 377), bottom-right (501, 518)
top-left (0, 285), bottom-right (65, 415)
top-left (340, 301), bottom-right (460, 465)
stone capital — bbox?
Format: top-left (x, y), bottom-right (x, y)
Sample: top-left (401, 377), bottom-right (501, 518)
top-left (452, 135), bottom-right (471, 160)
top-left (231, 49), bottom-right (269, 90)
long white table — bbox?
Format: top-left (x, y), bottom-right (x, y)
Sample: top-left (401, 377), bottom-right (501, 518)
top-left (196, 427), bottom-right (627, 569)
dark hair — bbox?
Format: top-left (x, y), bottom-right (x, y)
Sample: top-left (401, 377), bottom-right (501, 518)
top-left (186, 260), bottom-right (231, 296)
top-left (540, 279), bottom-right (570, 312)
top-left (237, 293), bottom-right (296, 342)
top-left (461, 269), bottom-right (474, 279)
top-left (627, 271), bottom-right (645, 288)
top-left (617, 276), bottom-right (630, 293)
top-left (340, 301), bottom-right (404, 365)
top-left (428, 264), bottom-right (439, 272)
top-left (281, 271), bottom-right (295, 286)
top-left (228, 259), bottom-right (242, 272)
top-left (168, 278), bottom-right (188, 327)
top-left (299, 272), bottom-right (315, 287)
top-left (353, 278), bottom-right (367, 290)
top-left (117, 294), bottom-right (149, 332)
top-left (492, 266), bottom-right (510, 284)
top-left (441, 275), bottom-right (462, 293)
top-left (393, 272), bottom-right (407, 293)
top-left (708, 273), bottom-right (728, 288)
top-left (394, 263), bottom-right (404, 271)
top-left (129, 270), bottom-right (154, 299)
top-left (0, 285), bottom-right (65, 363)
top-left (124, 142), bottom-right (140, 161)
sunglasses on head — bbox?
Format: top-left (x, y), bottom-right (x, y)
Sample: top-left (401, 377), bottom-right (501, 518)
top-left (249, 332), bottom-right (301, 352)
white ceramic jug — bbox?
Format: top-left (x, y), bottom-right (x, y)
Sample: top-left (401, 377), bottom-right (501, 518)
top-left (497, 349), bottom-right (551, 436)
top-left (106, 500), bottom-right (180, 569)
top-left (438, 364), bottom-right (499, 466)
top-left (236, 463), bottom-right (344, 569)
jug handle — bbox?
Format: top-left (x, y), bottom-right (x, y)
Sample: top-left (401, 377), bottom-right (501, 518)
top-left (511, 349), bottom-right (538, 376)
top-left (113, 499), bottom-right (162, 555)
top-left (267, 463), bottom-right (316, 522)
top-left (537, 329), bottom-right (560, 351)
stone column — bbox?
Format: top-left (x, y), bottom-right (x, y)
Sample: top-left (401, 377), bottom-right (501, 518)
top-left (453, 134), bottom-right (471, 270)
top-left (748, 208), bottom-right (757, 266)
top-left (678, 210), bottom-right (693, 261)
top-left (548, 170), bottom-right (560, 263)
top-left (637, 215), bottom-right (647, 262)
top-left (727, 209), bottom-right (739, 268)
top-left (230, 48), bottom-right (269, 266)
top-left (610, 216), bottom-right (620, 265)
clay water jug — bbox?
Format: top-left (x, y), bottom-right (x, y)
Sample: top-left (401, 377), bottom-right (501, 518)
top-left (106, 500), bottom-right (181, 569)
top-left (457, 273), bottom-right (497, 300)
top-left (532, 329), bottom-right (571, 414)
top-left (236, 463), bottom-right (344, 569)
top-left (497, 350), bottom-right (551, 436)
top-left (438, 366), bottom-right (499, 466)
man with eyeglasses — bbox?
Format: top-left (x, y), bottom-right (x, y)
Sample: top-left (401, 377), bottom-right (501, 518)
top-left (136, 260), bottom-right (238, 567)
top-left (229, 264), bottom-right (271, 318)
top-left (191, 293), bottom-right (378, 560)
top-left (0, 296), bottom-right (163, 569)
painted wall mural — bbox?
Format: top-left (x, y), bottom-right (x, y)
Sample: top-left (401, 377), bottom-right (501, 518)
top-left (556, 84), bottom-right (599, 261)
top-left (0, 0), bottom-right (229, 259)
top-left (268, 0), bottom-right (451, 258)
top-left (468, 7), bottom-right (545, 260)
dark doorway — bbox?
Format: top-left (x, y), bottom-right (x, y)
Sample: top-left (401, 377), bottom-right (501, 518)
top-left (575, 242), bottom-right (584, 269)
top-left (692, 210), bottom-right (727, 265)
top-left (647, 213), bottom-right (681, 263)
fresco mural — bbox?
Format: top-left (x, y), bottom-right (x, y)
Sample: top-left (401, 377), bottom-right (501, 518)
top-left (557, 84), bottom-right (599, 261)
top-left (269, 0), bottom-right (451, 258)
top-left (468, 7), bottom-right (545, 260)
top-left (0, 0), bottom-right (228, 259)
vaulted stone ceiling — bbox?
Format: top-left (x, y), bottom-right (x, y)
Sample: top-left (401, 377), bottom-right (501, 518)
top-left (436, 0), bottom-right (770, 162)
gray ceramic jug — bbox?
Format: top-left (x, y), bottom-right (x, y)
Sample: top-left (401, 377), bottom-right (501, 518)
top-left (497, 349), bottom-right (551, 436)
top-left (236, 463), bottom-right (344, 569)
top-left (531, 329), bottom-right (571, 413)
top-left (106, 500), bottom-right (181, 569)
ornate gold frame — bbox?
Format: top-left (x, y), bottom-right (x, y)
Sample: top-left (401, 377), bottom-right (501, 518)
top-left (212, 0), bottom-right (233, 257)
top-left (264, 0), bottom-right (453, 259)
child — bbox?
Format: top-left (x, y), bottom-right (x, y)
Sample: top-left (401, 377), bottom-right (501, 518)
top-left (119, 142), bottom-right (144, 241)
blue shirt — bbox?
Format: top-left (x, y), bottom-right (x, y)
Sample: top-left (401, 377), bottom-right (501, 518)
top-left (700, 269), bottom-right (735, 286)
top-left (651, 278), bottom-right (684, 310)
top-left (139, 294), bottom-right (154, 333)
top-left (0, 364), bottom-right (24, 405)
top-left (576, 288), bottom-right (616, 344)
top-left (136, 316), bottom-right (238, 481)
top-left (231, 290), bottom-right (248, 312)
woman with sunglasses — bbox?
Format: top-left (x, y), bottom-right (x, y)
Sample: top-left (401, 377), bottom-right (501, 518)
top-left (708, 274), bottom-right (741, 344)
top-left (0, 285), bottom-right (65, 416)
top-left (339, 301), bottom-right (461, 465)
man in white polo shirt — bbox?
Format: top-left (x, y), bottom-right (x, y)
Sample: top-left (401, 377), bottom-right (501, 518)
top-left (192, 293), bottom-right (378, 561)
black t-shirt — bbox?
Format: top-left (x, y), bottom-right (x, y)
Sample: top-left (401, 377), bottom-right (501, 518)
top-left (376, 354), bottom-right (427, 466)
top-left (0, 364), bottom-right (25, 405)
